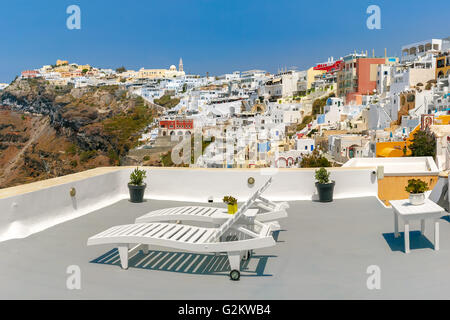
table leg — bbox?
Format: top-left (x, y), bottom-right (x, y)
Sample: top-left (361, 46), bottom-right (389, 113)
top-left (421, 219), bottom-right (425, 235)
top-left (404, 223), bottom-right (410, 254)
top-left (394, 212), bottom-right (399, 238)
top-left (434, 221), bottom-right (440, 251)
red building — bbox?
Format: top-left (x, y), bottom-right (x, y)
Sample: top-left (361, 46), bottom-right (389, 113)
top-left (356, 58), bottom-right (386, 94)
top-left (337, 56), bottom-right (388, 104)
top-left (159, 119), bottom-right (194, 136)
top-left (314, 59), bottom-right (343, 73)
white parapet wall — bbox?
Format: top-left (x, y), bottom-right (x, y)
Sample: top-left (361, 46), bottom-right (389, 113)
top-left (136, 167), bottom-right (378, 202)
top-left (0, 168), bottom-right (126, 242)
top-left (343, 157), bottom-right (439, 176)
top-left (0, 166), bottom-right (378, 242)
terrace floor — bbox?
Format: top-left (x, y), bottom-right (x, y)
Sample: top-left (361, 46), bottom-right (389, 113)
top-left (1, 196), bottom-right (450, 299)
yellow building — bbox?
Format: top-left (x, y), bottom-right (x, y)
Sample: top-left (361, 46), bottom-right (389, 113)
top-left (436, 53), bottom-right (450, 79)
top-left (56, 59), bottom-right (69, 66)
top-left (306, 67), bottom-right (325, 89)
top-left (77, 64), bottom-right (91, 71)
top-left (138, 64), bottom-right (185, 79)
top-left (138, 68), bottom-right (166, 79)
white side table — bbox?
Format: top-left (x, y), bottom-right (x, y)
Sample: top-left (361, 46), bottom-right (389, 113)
top-left (390, 199), bottom-right (445, 253)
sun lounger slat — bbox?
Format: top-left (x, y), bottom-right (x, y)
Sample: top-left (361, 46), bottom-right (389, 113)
top-left (130, 224), bottom-right (155, 236)
top-left (184, 207), bottom-right (198, 215)
top-left (121, 224), bottom-right (149, 236)
top-left (177, 227), bottom-right (196, 241)
top-left (153, 224), bottom-right (176, 238)
top-left (161, 225), bottom-right (186, 240)
top-left (156, 208), bottom-right (175, 216)
top-left (160, 207), bottom-right (180, 216)
top-left (184, 228), bottom-right (201, 242)
top-left (146, 223), bottom-right (168, 237)
top-left (188, 229), bottom-right (207, 243)
top-left (198, 207), bottom-right (211, 216)
top-left (174, 227), bottom-right (192, 241)
top-left (191, 207), bottom-right (205, 216)
top-left (113, 224), bottom-right (141, 237)
top-left (196, 229), bottom-right (216, 243)
top-left (139, 223), bottom-right (162, 236)
top-left (154, 208), bottom-right (172, 215)
top-left (188, 207), bottom-right (203, 216)
top-left (171, 207), bottom-right (188, 215)
top-left (206, 208), bottom-right (219, 216)
top-left (175, 207), bottom-right (189, 214)
top-left (94, 225), bottom-right (122, 238)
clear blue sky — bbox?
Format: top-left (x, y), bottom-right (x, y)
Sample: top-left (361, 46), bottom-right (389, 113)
top-left (0, 0), bottom-right (449, 82)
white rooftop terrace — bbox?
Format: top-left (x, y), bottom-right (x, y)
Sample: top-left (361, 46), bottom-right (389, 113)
top-left (1, 166), bottom-right (450, 299)
top-left (343, 157), bottom-right (439, 175)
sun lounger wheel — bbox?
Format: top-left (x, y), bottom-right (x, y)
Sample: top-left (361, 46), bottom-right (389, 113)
top-left (230, 270), bottom-right (240, 281)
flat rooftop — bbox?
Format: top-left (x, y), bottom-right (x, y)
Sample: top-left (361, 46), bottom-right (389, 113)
top-left (1, 196), bottom-right (450, 299)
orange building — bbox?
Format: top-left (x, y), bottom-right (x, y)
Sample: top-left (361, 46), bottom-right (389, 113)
top-left (376, 115), bottom-right (450, 157)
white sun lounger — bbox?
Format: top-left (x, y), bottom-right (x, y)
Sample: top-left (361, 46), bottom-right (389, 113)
top-left (134, 180), bottom-right (288, 229)
top-left (87, 178), bottom-right (277, 280)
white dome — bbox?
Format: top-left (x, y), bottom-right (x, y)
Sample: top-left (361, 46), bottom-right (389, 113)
top-left (169, 65), bottom-right (177, 71)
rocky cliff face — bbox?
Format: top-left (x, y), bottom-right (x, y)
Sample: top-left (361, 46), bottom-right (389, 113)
top-left (0, 78), bottom-right (157, 188)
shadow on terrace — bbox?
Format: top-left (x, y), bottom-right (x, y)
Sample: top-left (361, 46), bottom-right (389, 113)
top-left (91, 248), bottom-right (276, 278)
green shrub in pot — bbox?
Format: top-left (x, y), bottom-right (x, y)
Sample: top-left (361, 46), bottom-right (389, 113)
top-left (128, 167), bottom-right (147, 203)
top-left (405, 179), bottom-right (428, 205)
top-left (315, 167), bottom-right (335, 202)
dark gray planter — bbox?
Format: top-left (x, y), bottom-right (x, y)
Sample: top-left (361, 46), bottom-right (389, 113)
top-left (315, 181), bottom-right (335, 202)
top-left (128, 183), bottom-right (146, 203)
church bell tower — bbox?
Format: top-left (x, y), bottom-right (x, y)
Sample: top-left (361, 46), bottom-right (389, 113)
top-left (179, 58), bottom-right (183, 72)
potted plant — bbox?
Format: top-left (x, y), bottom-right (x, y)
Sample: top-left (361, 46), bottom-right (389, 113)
top-left (405, 179), bottom-right (428, 205)
top-left (128, 167), bottom-right (147, 203)
top-left (315, 167), bottom-right (335, 202)
top-left (223, 196), bottom-right (238, 214)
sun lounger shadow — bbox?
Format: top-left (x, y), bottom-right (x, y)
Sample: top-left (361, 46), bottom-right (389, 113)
top-left (90, 248), bottom-right (274, 277)
top-left (382, 231), bottom-right (434, 253)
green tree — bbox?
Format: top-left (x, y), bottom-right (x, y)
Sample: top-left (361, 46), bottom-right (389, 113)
top-left (116, 66), bottom-right (127, 73)
top-left (296, 115), bottom-right (312, 131)
top-left (300, 150), bottom-right (331, 168)
top-left (408, 130), bottom-right (436, 157)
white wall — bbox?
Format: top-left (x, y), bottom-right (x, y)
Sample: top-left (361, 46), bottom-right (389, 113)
top-left (0, 170), bottom-right (126, 242)
top-left (296, 138), bottom-right (315, 153)
top-left (138, 167), bottom-right (377, 202)
top-left (343, 157), bottom-right (438, 175)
